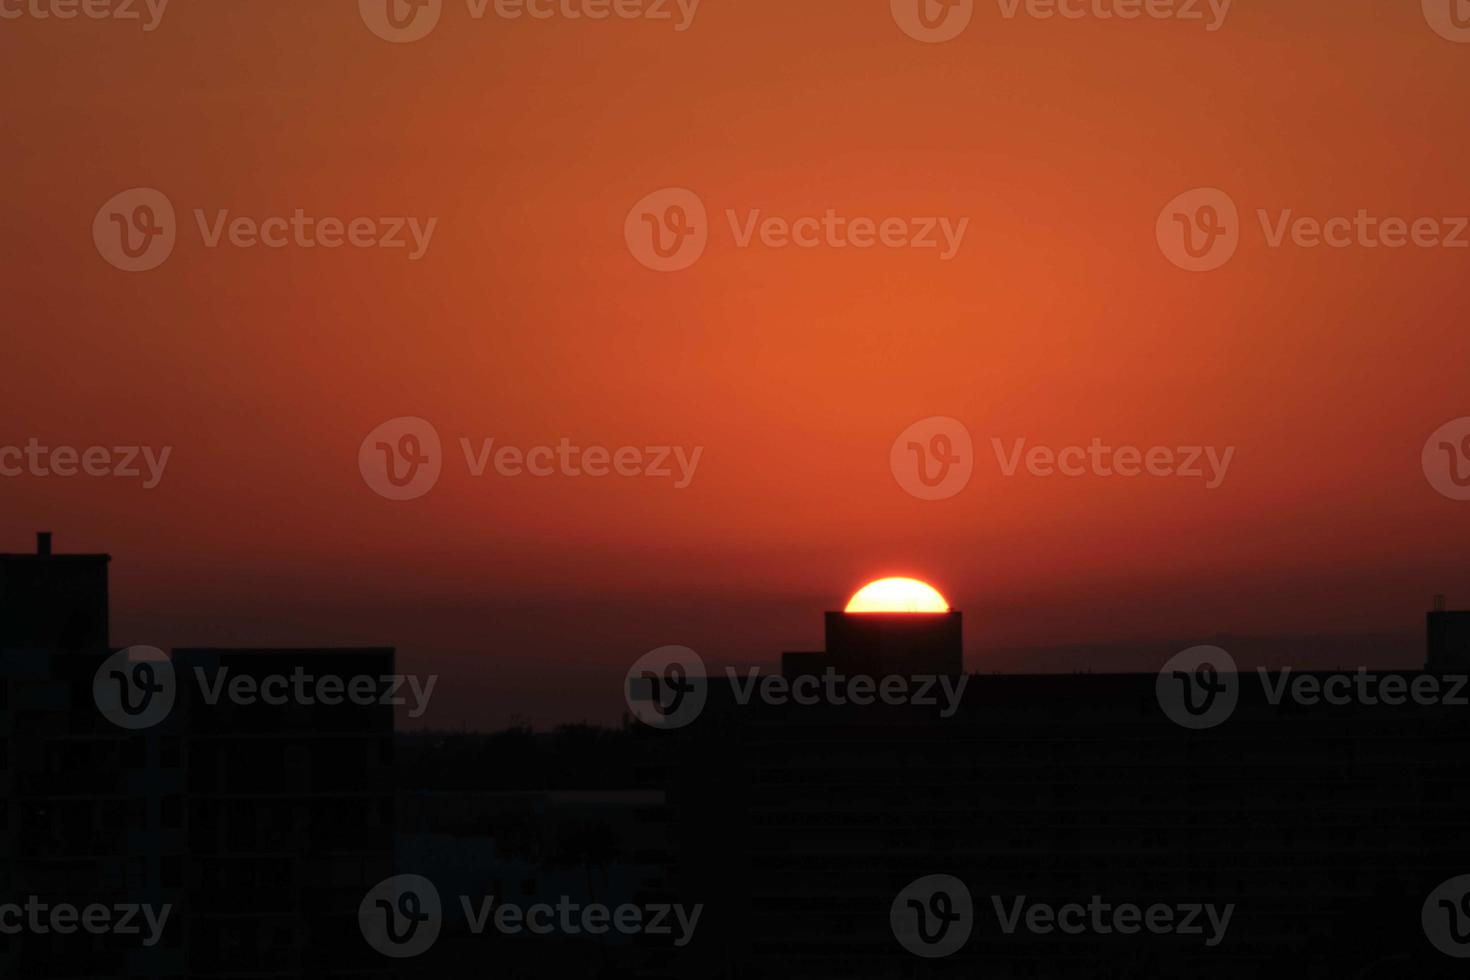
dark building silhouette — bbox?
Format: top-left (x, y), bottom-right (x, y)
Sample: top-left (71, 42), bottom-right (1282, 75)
top-left (659, 599), bottom-right (1470, 978)
top-left (1426, 594), bottom-right (1470, 674)
top-left (783, 610), bottom-right (963, 679)
top-left (0, 531), bottom-right (110, 651)
top-left (7, 535), bottom-right (1470, 977)
top-left (394, 737), bottom-right (678, 978)
top-left (175, 647), bottom-right (396, 979)
top-left (0, 533), bottom-right (184, 978)
top-left (0, 535), bottom-right (396, 979)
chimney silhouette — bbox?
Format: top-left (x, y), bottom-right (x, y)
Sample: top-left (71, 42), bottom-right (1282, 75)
top-left (37, 532), bottom-right (52, 556)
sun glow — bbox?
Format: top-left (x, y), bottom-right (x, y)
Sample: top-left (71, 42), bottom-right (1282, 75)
top-left (844, 577), bottom-right (949, 614)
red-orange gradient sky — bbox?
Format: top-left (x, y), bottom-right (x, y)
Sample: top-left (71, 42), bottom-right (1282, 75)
top-left (3, 0), bottom-right (1468, 726)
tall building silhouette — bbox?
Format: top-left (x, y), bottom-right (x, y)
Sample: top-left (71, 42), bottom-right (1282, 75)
top-left (0, 533), bottom-right (184, 977)
top-left (0, 535), bottom-right (395, 979)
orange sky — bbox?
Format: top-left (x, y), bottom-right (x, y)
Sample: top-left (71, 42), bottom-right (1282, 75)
top-left (3, 0), bottom-right (1468, 726)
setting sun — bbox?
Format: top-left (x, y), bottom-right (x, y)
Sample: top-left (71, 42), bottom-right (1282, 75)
top-left (844, 577), bottom-right (950, 614)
